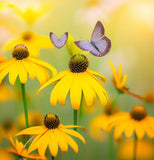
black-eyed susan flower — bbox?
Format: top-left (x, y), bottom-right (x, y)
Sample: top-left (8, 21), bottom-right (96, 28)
top-left (109, 59), bottom-right (128, 92)
top-left (16, 113), bottom-right (86, 157)
top-left (2, 31), bottom-right (53, 57)
top-left (0, 1), bottom-right (52, 25)
top-left (107, 105), bottom-right (154, 139)
top-left (38, 54), bottom-right (109, 110)
top-left (0, 149), bottom-right (14, 160)
top-left (0, 44), bottom-right (57, 86)
top-left (118, 139), bottom-right (154, 160)
top-left (0, 120), bottom-right (18, 141)
top-left (89, 104), bottom-right (119, 141)
top-left (7, 138), bottom-right (43, 159)
top-left (144, 92), bottom-right (154, 103)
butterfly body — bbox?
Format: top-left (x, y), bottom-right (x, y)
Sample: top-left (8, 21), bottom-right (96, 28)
top-left (75, 21), bottom-right (111, 57)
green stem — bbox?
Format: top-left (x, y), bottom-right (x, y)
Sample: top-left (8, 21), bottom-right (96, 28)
top-left (52, 156), bottom-right (55, 160)
top-left (133, 134), bottom-right (137, 160)
top-left (21, 83), bottom-right (29, 128)
top-left (108, 129), bottom-right (114, 160)
top-left (73, 110), bottom-right (78, 131)
top-left (79, 92), bottom-right (84, 120)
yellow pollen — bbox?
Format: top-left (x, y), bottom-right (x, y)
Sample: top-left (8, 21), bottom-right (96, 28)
top-left (12, 44), bottom-right (29, 60)
top-left (44, 113), bottom-right (60, 129)
top-left (130, 105), bottom-right (147, 121)
top-left (69, 54), bottom-right (89, 73)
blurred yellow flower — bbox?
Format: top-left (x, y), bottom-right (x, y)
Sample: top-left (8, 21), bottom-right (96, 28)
top-left (38, 54), bottom-right (108, 110)
top-left (0, 1), bottom-right (52, 24)
top-left (108, 105), bottom-right (154, 139)
top-left (66, 34), bottom-right (88, 56)
top-left (144, 92), bottom-right (154, 103)
top-left (16, 113), bottom-right (85, 157)
top-left (118, 139), bottom-right (154, 160)
top-left (109, 59), bottom-right (128, 92)
top-left (7, 138), bottom-right (43, 159)
top-left (0, 44), bottom-right (57, 86)
top-left (0, 120), bottom-right (18, 141)
top-left (2, 31), bottom-right (53, 57)
top-left (17, 111), bottom-right (43, 129)
top-left (89, 103), bottom-right (119, 141)
top-left (0, 149), bottom-right (15, 160)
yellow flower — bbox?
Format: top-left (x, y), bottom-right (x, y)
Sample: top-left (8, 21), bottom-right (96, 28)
top-left (0, 120), bottom-right (18, 141)
top-left (118, 139), bottom-right (154, 160)
top-left (7, 138), bottom-right (44, 159)
top-left (38, 54), bottom-right (109, 110)
top-left (89, 104), bottom-right (119, 141)
top-left (0, 149), bottom-right (14, 160)
top-left (16, 113), bottom-right (86, 157)
top-left (109, 59), bottom-right (128, 92)
top-left (2, 31), bottom-right (53, 57)
top-left (17, 111), bottom-right (43, 129)
top-left (144, 92), bottom-right (154, 103)
top-left (0, 44), bottom-right (57, 86)
top-left (107, 105), bottom-right (154, 139)
top-left (0, 1), bottom-right (52, 24)
top-left (66, 34), bottom-right (88, 56)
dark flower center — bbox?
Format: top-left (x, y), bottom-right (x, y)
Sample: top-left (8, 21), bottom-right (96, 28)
top-left (2, 120), bottom-right (13, 131)
top-left (104, 103), bottom-right (119, 115)
top-left (44, 113), bottom-right (60, 129)
top-left (69, 54), bottom-right (89, 73)
top-left (22, 32), bottom-right (33, 41)
top-left (130, 105), bottom-right (147, 121)
top-left (12, 44), bottom-right (29, 60)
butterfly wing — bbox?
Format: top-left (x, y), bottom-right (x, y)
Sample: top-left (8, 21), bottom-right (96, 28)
top-left (74, 40), bottom-right (93, 51)
top-left (50, 32), bottom-right (68, 49)
top-left (90, 36), bottom-right (111, 57)
top-left (91, 21), bottom-right (105, 41)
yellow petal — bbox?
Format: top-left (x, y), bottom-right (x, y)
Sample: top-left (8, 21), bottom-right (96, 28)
top-left (8, 61), bottom-right (19, 85)
top-left (28, 130), bottom-right (48, 153)
top-left (37, 70), bottom-right (68, 93)
top-left (87, 69), bottom-right (107, 83)
top-left (35, 35), bottom-right (53, 48)
top-left (119, 74), bottom-right (127, 88)
top-left (124, 119), bottom-right (135, 137)
top-left (60, 131), bottom-right (78, 154)
top-left (0, 66), bottom-right (10, 84)
top-left (16, 126), bottom-right (47, 136)
top-left (49, 130), bottom-right (58, 157)
top-left (18, 61), bottom-right (27, 84)
top-left (109, 60), bottom-right (119, 85)
top-left (62, 125), bottom-right (85, 131)
top-left (29, 57), bottom-right (57, 76)
top-left (134, 121), bottom-right (145, 139)
top-left (55, 129), bottom-right (68, 153)
top-left (70, 73), bottom-right (82, 110)
top-left (117, 64), bottom-right (122, 81)
top-left (50, 86), bottom-right (58, 107)
top-left (61, 128), bottom-right (85, 144)
top-left (114, 120), bottom-right (129, 139)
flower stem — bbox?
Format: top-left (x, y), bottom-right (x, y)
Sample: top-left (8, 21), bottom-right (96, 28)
top-left (73, 110), bottom-right (78, 131)
top-left (133, 134), bottom-right (137, 160)
top-left (21, 83), bottom-right (29, 128)
top-left (108, 129), bottom-right (114, 160)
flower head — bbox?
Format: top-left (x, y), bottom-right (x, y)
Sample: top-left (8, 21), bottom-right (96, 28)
top-left (16, 113), bottom-right (85, 157)
top-left (107, 105), bottom-right (154, 139)
top-left (0, 1), bottom-right (52, 24)
top-left (89, 103), bottom-right (119, 141)
top-left (7, 138), bottom-right (43, 159)
top-left (38, 54), bottom-right (109, 110)
top-left (0, 44), bottom-right (57, 86)
top-left (2, 31), bottom-right (53, 57)
top-left (109, 60), bottom-right (128, 93)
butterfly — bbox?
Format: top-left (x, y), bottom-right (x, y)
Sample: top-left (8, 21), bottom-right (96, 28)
top-left (74, 21), bottom-right (111, 57)
top-left (49, 32), bottom-right (68, 49)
